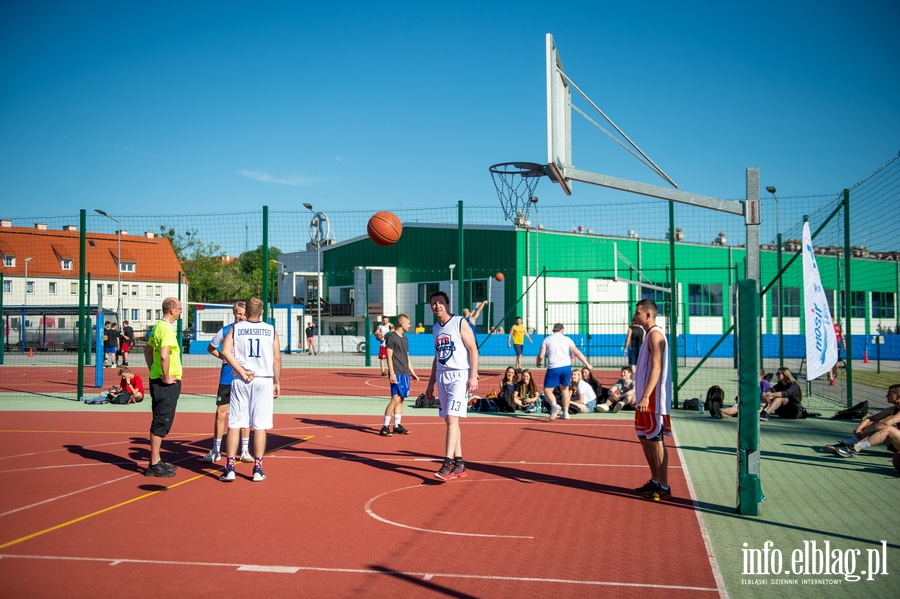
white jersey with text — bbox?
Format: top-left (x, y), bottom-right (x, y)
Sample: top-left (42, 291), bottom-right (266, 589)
top-left (634, 325), bottom-right (671, 415)
top-left (231, 320), bottom-right (276, 377)
top-left (433, 315), bottom-right (469, 372)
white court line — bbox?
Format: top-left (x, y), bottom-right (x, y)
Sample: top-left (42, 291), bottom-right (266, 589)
top-left (671, 429), bottom-right (729, 599)
top-left (0, 462), bottom-right (135, 474)
top-left (0, 554), bottom-right (720, 592)
top-left (0, 472), bottom-right (137, 518)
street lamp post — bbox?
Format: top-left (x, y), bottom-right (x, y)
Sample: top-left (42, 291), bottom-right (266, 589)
top-left (94, 209), bottom-right (122, 325)
top-left (303, 203), bottom-right (324, 354)
top-left (23, 257), bottom-right (32, 351)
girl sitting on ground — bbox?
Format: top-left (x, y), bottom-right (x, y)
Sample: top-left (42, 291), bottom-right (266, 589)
top-left (760, 367), bottom-right (802, 420)
top-left (515, 369), bottom-right (539, 411)
top-left (568, 369), bottom-right (598, 414)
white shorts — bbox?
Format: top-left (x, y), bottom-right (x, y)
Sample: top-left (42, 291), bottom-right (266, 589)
top-left (436, 369), bottom-right (468, 419)
top-left (228, 377), bottom-right (274, 430)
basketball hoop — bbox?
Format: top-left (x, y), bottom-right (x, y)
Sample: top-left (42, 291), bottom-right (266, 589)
top-left (489, 162), bottom-right (549, 223)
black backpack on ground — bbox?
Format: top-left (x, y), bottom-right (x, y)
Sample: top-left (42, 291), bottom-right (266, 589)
top-left (831, 401), bottom-right (869, 420)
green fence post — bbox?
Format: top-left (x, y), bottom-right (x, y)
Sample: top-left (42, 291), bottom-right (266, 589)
top-left (737, 279), bottom-right (763, 515)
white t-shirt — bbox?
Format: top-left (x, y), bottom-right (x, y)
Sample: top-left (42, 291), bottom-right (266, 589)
top-left (231, 320), bottom-right (276, 377)
top-left (542, 333), bottom-right (574, 369)
top-left (433, 315), bottom-right (469, 372)
top-left (576, 380), bottom-right (597, 403)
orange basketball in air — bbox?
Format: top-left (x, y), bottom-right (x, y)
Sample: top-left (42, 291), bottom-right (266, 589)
top-left (367, 211), bottom-right (402, 246)
top-left (495, 272), bottom-right (504, 281)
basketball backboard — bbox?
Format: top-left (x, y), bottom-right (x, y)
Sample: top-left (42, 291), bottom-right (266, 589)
top-left (546, 33), bottom-right (572, 195)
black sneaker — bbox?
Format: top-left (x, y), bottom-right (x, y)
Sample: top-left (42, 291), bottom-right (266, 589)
top-left (144, 462), bottom-right (176, 478)
top-left (434, 462), bottom-right (454, 481)
top-left (158, 461), bottom-right (177, 471)
top-left (634, 479), bottom-right (658, 494)
top-left (826, 443), bottom-right (854, 458)
top-left (394, 424), bottom-right (411, 435)
top-left (640, 485), bottom-right (672, 502)
top-left (379, 426), bottom-right (392, 437)
top-left (451, 460), bottom-right (467, 479)
top-left (759, 411), bottom-right (769, 421)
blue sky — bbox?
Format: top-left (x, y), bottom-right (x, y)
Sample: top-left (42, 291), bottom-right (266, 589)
top-left (1, 1), bottom-right (898, 243)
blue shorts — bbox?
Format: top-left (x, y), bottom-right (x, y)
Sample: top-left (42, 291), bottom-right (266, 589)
top-left (543, 366), bottom-right (571, 389)
top-left (513, 344), bottom-right (524, 356)
top-left (390, 374), bottom-right (411, 399)
top-left (104, 347), bottom-right (117, 354)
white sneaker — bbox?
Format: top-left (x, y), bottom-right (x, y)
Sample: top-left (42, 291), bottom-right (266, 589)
top-left (612, 401), bottom-right (625, 413)
top-left (549, 404), bottom-right (562, 421)
top-left (219, 468), bottom-right (235, 482)
top-left (561, 410), bottom-right (571, 420)
top-left (239, 450), bottom-right (254, 463)
top-left (201, 450), bottom-right (221, 463)
top-left (252, 468), bottom-right (266, 482)
top-left (596, 403), bottom-right (610, 412)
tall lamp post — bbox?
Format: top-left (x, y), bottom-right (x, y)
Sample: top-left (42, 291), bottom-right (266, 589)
top-left (23, 257), bottom-right (32, 351)
top-left (94, 209), bottom-right (122, 325)
top-left (303, 203), bottom-right (326, 354)
top-left (765, 186), bottom-right (783, 367)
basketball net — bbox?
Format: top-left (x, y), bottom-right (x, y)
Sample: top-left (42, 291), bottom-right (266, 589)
top-left (489, 162), bottom-right (545, 223)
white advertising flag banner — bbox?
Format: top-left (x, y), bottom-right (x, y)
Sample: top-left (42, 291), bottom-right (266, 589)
top-left (802, 222), bottom-right (838, 380)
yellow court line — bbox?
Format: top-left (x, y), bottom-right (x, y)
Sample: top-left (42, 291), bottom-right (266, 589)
top-left (0, 434), bottom-right (313, 550)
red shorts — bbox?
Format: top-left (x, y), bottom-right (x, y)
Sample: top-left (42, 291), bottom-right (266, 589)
top-left (121, 342), bottom-right (132, 354)
top-left (635, 412), bottom-right (671, 440)
top-left (378, 346), bottom-right (387, 360)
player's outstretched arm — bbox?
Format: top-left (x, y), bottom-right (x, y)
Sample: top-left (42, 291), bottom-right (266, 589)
top-left (273, 331), bottom-right (282, 398)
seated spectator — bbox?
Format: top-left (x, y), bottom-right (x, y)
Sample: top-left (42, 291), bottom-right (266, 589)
top-left (760, 367), bottom-right (802, 421)
top-left (597, 366), bottom-right (635, 412)
top-left (826, 384), bottom-right (900, 457)
top-left (496, 366), bottom-right (519, 412)
top-left (108, 366), bottom-right (145, 403)
top-left (719, 369), bottom-right (770, 418)
top-left (568, 369), bottom-right (597, 414)
top-left (515, 369), bottom-right (539, 411)
top-left (581, 367), bottom-right (609, 404)
top-left (414, 322), bottom-right (425, 334)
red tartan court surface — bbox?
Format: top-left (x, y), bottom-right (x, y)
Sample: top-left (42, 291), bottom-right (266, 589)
top-left (0, 410), bottom-right (723, 598)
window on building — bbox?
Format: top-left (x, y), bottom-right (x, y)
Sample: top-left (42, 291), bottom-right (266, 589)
top-left (97, 283), bottom-right (103, 297)
top-left (49, 282), bottom-right (57, 295)
top-left (4, 256), bottom-right (16, 267)
top-left (131, 309), bottom-right (139, 320)
top-left (201, 320), bottom-right (224, 334)
top-left (771, 287), bottom-right (800, 318)
top-left (306, 279), bottom-right (319, 301)
top-left (26, 281), bottom-right (34, 294)
top-left (61, 259), bottom-right (73, 270)
top-left (332, 321), bottom-right (359, 335)
top-left (688, 284), bottom-right (723, 317)
top-left (146, 309), bottom-right (153, 321)
top-left (120, 262), bottom-right (136, 273)
top-left (146, 285), bottom-right (152, 297)
top-left (155, 286), bottom-right (161, 297)
top-left (70, 282), bottom-right (78, 295)
top-left (463, 280), bottom-right (488, 308)
top-left (58, 317), bottom-right (66, 328)
top-left (640, 287), bottom-right (670, 316)
top-left (418, 282), bottom-right (440, 304)
top-left (106, 284), bottom-right (114, 296)
top-left (339, 287), bottom-right (354, 304)
top-left (872, 292), bottom-right (895, 318)
top-left (155, 309), bottom-right (162, 320)
top-left (131, 285), bottom-right (137, 296)
top-left (122, 285), bottom-right (129, 296)
top-left (840, 291), bottom-right (866, 318)
top-left (2, 280), bottom-right (10, 294)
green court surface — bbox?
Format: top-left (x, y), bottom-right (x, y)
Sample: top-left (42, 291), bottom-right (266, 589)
top-left (0, 391), bottom-right (896, 598)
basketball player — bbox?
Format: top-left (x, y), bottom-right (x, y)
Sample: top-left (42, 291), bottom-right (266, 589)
top-left (218, 297), bottom-right (281, 483)
top-left (380, 314), bottom-right (420, 436)
top-left (202, 301), bottom-right (253, 464)
top-left (377, 316), bottom-right (391, 376)
top-left (425, 291), bottom-right (479, 481)
top-left (507, 316), bottom-right (532, 370)
top-left (631, 299), bottom-right (673, 501)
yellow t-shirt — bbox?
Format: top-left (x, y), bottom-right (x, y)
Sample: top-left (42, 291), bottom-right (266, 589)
top-left (510, 324), bottom-right (526, 345)
top-left (148, 319), bottom-right (182, 380)
top-left (414, 325), bottom-right (425, 334)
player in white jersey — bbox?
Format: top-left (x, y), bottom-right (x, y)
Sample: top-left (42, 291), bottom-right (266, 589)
top-left (631, 299), bottom-right (673, 502)
top-left (218, 297), bottom-right (282, 483)
top-left (425, 291), bottom-right (479, 481)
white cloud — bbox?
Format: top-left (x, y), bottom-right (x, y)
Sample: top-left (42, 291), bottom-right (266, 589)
top-left (238, 170), bottom-right (316, 187)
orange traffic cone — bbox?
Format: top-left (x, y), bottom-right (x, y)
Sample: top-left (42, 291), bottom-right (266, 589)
top-left (863, 350), bottom-right (869, 364)
top-left (28, 347), bottom-right (34, 358)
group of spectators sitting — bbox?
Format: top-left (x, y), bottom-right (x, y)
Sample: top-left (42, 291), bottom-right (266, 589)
top-left (490, 365), bottom-right (637, 415)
